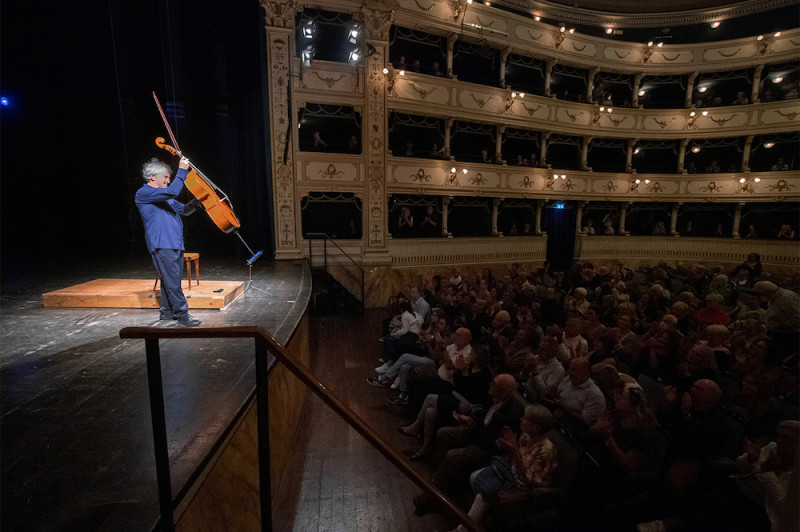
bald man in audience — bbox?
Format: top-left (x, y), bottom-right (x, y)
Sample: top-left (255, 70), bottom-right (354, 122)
top-left (414, 373), bottom-right (523, 514)
top-left (545, 357), bottom-right (606, 437)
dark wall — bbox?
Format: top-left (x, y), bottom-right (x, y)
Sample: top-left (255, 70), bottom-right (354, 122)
top-left (1, 0), bottom-right (272, 264)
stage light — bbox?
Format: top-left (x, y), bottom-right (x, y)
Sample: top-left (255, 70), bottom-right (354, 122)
top-left (348, 50), bottom-right (360, 64)
top-left (302, 45), bottom-right (315, 66)
top-left (710, 21), bottom-right (721, 29)
top-left (302, 20), bottom-right (315, 39)
top-left (348, 25), bottom-right (360, 45)
top-left (0, 97), bottom-right (7, 106)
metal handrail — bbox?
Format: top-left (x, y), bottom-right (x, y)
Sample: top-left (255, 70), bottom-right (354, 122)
top-left (306, 232), bottom-right (365, 310)
top-left (119, 325), bottom-right (483, 532)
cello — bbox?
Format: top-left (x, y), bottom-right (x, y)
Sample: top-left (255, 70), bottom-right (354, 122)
top-left (152, 92), bottom-right (261, 265)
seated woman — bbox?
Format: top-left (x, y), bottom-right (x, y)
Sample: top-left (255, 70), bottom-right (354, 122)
top-left (399, 345), bottom-right (491, 460)
top-left (450, 404), bottom-right (558, 532)
top-left (587, 385), bottom-right (659, 492)
top-left (496, 326), bottom-right (536, 375)
top-left (374, 300), bottom-right (421, 372)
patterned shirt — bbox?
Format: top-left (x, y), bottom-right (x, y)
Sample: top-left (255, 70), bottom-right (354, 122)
top-left (513, 434), bottom-right (558, 489)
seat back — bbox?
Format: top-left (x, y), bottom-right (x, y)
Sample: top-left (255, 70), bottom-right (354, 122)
top-left (547, 427), bottom-right (581, 492)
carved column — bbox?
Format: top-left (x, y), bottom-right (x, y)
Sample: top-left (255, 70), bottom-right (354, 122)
top-left (362, 6), bottom-right (394, 263)
top-left (262, 0), bottom-right (300, 259)
top-left (444, 117), bottom-right (454, 158)
top-left (500, 46), bottom-right (511, 88)
top-left (670, 203), bottom-right (680, 236)
top-left (733, 203), bottom-right (744, 239)
top-left (678, 138), bottom-right (689, 173)
top-left (619, 203), bottom-right (629, 235)
top-left (581, 137), bottom-right (592, 170)
top-left (686, 71), bottom-right (699, 107)
top-left (540, 131), bottom-right (551, 167)
top-left (446, 33), bottom-right (458, 79)
top-left (632, 72), bottom-right (645, 107)
top-left (442, 196), bottom-right (451, 237)
top-left (492, 198), bottom-right (501, 236)
top-left (496, 125), bottom-right (506, 164)
top-left (544, 58), bottom-right (557, 97)
top-left (586, 67), bottom-right (599, 103)
top-left (742, 135), bottom-right (755, 171)
top-left (752, 64), bottom-right (765, 103)
top-left (535, 199), bottom-right (544, 235)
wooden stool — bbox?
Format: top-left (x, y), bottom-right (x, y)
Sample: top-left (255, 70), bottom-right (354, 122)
top-left (153, 252), bottom-right (200, 291)
top-left (183, 253), bottom-right (200, 289)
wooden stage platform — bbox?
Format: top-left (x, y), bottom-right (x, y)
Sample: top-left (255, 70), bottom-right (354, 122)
top-left (42, 278), bottom-right (245, 309)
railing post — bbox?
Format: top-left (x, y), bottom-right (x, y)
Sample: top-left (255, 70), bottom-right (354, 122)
top-left (144, 338), bottom-right (175, 532)
top-left (255, 340), bottom-right (273, 532)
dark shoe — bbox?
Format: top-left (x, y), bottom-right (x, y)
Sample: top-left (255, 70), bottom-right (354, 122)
top-left (388, 394), bottom-right (408, 405)
top-left (366, 377), bottom-right (389, 387)
top-left (177, 314), bottom-right (201, 327)
top-left (159, 312), bottom-right (175, 320)
top-left (413, 493), bottom-right (431, 516)
top-left (397, 426), bottom-right (422, 440)
top-left (409, 449), bottom-right (431, 461)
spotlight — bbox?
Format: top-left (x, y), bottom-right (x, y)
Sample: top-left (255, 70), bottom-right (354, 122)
top-left (710, 21), bottom-right (721, 29)
top-left (605, 28), bottom-right (613, 34)
top-left (348, 50), bottom-right (360, 64)
top-left (302, 45), bottom-right (315, 66)
top-left (348, 25), bottom-right (360, 45)
top-left (302, 20), bottom-right (315, 39)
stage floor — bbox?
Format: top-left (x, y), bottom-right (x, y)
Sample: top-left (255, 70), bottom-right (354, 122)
top-left (43, 278), bottom-right (245, 309)
top-left (0, 255), bottom-right (310, 531)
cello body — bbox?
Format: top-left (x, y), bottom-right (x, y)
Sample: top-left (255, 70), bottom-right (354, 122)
top-left (155, 137), bottom-right (240, 233)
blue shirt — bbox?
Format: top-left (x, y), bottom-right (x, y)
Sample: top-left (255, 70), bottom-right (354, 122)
top-left (135, 168), bottom-right (192, 252)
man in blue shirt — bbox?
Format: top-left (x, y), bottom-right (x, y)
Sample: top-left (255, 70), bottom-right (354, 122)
top-left (135, 156), bottom-right (201, 326)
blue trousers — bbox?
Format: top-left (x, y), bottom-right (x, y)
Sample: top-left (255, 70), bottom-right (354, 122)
top-left (152, 248), bottom-right (188, 318)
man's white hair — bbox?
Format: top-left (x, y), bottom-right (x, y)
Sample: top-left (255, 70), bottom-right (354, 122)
top-left (141, 158), bottom-right (171, 182)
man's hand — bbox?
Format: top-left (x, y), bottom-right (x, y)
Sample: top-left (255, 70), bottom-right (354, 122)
top-left (179, 156), bottom-right (191, 170)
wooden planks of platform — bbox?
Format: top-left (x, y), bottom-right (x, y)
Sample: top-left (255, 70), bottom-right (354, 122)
top-left (42, 279), bottom-right (244, 309)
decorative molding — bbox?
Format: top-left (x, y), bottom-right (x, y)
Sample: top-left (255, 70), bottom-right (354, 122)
top-left (259, 0), bottom-right (295, 28)
top-left (700, 181), bottom-right (724, 192)
top-left (412, 168), bottom-right (432, 182)
top-left (312, 72), bottom-right (345, 88)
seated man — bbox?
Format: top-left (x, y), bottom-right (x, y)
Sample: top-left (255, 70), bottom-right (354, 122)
top-left (522, 336), bottom-right (565, 400)
top-left (544, 357), bottom-right (606, 438)
top-left (413, 373), bottom-right (523, 514)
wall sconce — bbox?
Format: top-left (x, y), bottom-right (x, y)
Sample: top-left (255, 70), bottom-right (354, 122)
top-left (448, 167), bottom-right (468, 185)
top-left (691, 146), bottom-right (701, 153)
top-left (383, 67), bottom-right (395, 91)
top-left (505, 91), bottom-right (525, 111)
